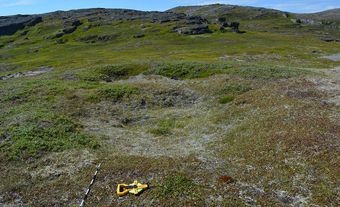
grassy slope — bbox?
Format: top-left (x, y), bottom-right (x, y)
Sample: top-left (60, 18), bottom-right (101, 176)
top-left (0, 8), bottom-right (339, 206)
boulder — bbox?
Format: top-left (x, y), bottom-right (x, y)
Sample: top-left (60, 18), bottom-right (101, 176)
top-left (217, 20), bottom-right (242, 33)
top-left (230, 22), bottom-right (240, 33)
top-left (133, 34), bottom-right (145, 38)
top-left (320, 37), bottom-right (340, 42)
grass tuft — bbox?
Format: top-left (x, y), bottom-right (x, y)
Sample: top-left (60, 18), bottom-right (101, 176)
top-left (220, 83), bottom-right (252, 95)
top-left (149, 119), bottom-right (185, 136)
top-left (145, 61), bottom-right (230, 79)
top-left (97, 84), bottom-right (139, 102)
top-left (77, 63), bottom-right (149, 81)
top-left (0, 115), bottom-right (99, 160)
top-left (157, 174), bottom-right (197, 198)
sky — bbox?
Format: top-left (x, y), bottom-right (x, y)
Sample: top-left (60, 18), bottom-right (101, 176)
top-left (0, 0), bottom-right (339, 16)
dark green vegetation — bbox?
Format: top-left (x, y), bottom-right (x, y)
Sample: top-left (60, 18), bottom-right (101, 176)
top-left (218, 95), bottom-right (235, 104)
top-left (0, 4), bottom-right (339, 207)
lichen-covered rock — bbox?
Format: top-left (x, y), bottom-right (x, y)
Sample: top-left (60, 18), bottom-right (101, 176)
top-left (173, 24), bottom-right (212, 35)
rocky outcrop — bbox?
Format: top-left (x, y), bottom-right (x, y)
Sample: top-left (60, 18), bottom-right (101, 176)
top-left (172, 15), bottom-right (212, 35)
top-left (71, 19), bottom-right (82, 27)
top-left (216, 17), bottom-right (241, 33)
top-left (291, 18), bottom-right (322, 25)
top-left (49, 19), bottom-right (82, 39)
top-left (184, 16), bottom-right (209, 25)
top-left (173, 24), bottom-right (212, 35)
top-left (0, 67), bottom-right (53, 80)
top-left (0, 15), bottom-right (42, 36)
top-left (77, 34), bottom-right (118, 43)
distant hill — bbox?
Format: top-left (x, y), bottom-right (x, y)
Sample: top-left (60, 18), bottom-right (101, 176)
top-left (296, 8), bottom-right (340, 23)
top-left (168, 4), bottom-right (340, 23)
top-left (167, 4), bottom-right (339, 36)
top-left (167, 4), bottom-right (288, 21)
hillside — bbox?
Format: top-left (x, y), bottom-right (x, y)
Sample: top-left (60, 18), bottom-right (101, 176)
top-left (0, 4), bottom-right (339, 207)
top-left (169, 4), bottom-right (340, 37)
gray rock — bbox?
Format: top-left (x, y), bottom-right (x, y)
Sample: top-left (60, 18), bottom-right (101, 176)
top-left (218, 21), bottom-right (242, 33)
top-left (133, 34), bottom-right (145, 38)
top-left (320, 37), bottom-right (340, 42)
top-left (0, 67), bottom-right (53, 80)
top-left (173, 24), bottom-right (212, 35)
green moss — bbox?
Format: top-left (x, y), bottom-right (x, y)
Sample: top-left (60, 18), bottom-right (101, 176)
top-left (219, 95), bottom-right (235, 104)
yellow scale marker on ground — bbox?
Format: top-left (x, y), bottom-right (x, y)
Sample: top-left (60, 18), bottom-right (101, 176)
top-left (117, 180), bottom-right (149, 196)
